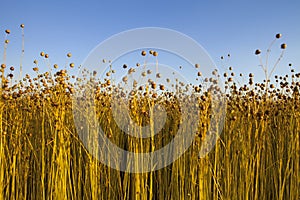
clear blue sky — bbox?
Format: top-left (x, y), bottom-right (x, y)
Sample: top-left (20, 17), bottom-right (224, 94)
top-left (0, 0), bottom-right (299, 84)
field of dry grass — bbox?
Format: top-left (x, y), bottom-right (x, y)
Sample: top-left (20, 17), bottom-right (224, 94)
top-left (0, 26), bottom-right (299, 199)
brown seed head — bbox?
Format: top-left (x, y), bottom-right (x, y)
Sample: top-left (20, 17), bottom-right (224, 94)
top-left (159, 84), bottom-right (165, 90)
top-left (70, 63), bottom-right (75, 68)
top-left (276, 33), bottom-right (282, 39)
top-left (281, 43), bottom-right (287, 49)
top-left (151, 82), bottom-right (157, 89)
top-left (5, 29), bottom-right (10, 34)
top-left (33, 67), bottom-right (39, 72)
top-left (20, 24), bottom-right (25, 28)
top-left (122, 76), bottom-right (128, 82)
top-left (141, 50), bottom-right (147, 56)
top-left (255, 49), bottom-right (261, 55)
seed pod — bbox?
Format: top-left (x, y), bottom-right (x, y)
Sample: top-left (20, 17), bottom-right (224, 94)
top-left (128, 68), bottom-right (135, 74)
top-left (33, 67), bottom-right (39, 72)
top-left (281, 43), bottom-right (287, 49)
top-left (159, 84), bottom-right (165, 90)
top-left (5, 29), bottom-right (10, 34)
top-left (141, 50), bottom-right (147, 56)
top-left (5, 40), bottom-right (9, 44)
top-left (20, 24), bottom-right (25, 28)
top-left (276, 33), bottom-right (282, 39)
top-left (122, 76), bottom-right (128, 82)
top-left (45, 54), bottom-right (49, 58)
top-left (10, 66), bottom-right (14, 71)
top-left (40, 52), bottom-right (45, 57)
top-left (151, 82), bottom-right (157, 89)
top-left (70, 63), bottom-right (75, 68)
top-left (153, 51), bottom-right (158, 56)
top-left (255, 49), bottom-right (261, 55)
top-left (67, 53), bottom-right (72, 58)
top-left (195, 86), bottom-right (200, 92)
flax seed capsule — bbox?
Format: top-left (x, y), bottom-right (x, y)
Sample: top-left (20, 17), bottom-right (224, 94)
top-left (141, 50), bottom-right (147, 56)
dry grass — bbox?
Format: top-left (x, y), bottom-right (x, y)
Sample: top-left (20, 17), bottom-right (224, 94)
top-left (0, 27), bottom-right (298, 200)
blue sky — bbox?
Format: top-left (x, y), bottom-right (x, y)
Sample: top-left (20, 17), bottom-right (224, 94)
top-left (0, 0), bottom-right (299, 84)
